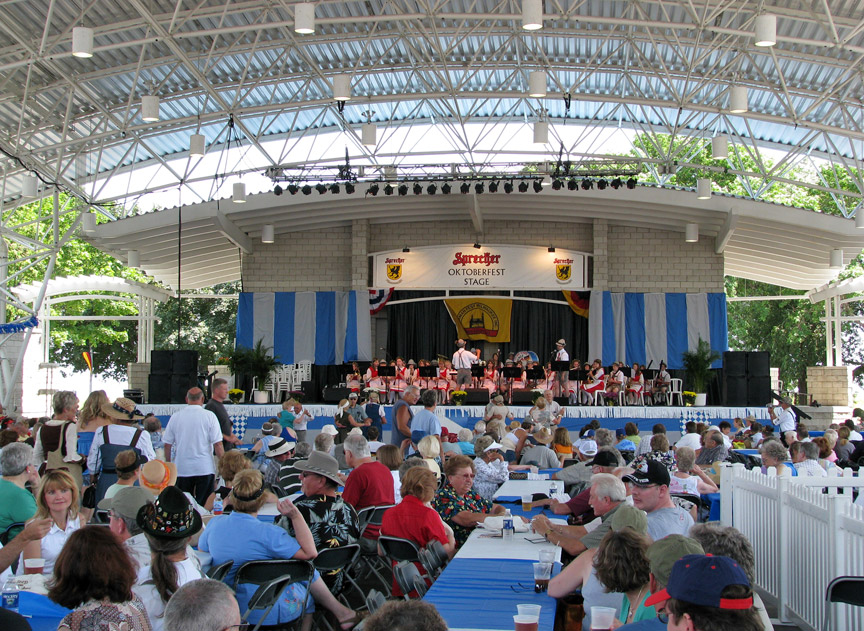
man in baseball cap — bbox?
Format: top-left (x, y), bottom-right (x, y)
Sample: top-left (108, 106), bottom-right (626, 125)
top-left (643, 554), bottom-right (760, 631)
top-left (624, 459), bottom-right (693, 541)
top-left (97, 486), bottom-right (155, 568)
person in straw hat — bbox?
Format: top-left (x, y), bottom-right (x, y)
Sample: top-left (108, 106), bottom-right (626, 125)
top-left (87, 397), bottom-right (155, 504)
top-left (139, 459), bottom-right (208, 517)
top-left (518, 427), bottom-right (560, 469)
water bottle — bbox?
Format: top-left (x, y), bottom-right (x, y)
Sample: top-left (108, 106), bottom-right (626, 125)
top-left (213, 498), bottom-right (224, 515)
top-left (550, 481), bottom-right (559, 496)
top-left (502, 508), bottom-right (514, 542)
top-left (2, 578), bottom-right (19, 612)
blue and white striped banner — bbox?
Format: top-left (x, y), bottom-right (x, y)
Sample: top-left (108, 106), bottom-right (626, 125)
top-left (236, 291), bottom-right (372, 364)
top-left (587, 291), bottom-right (727, 369)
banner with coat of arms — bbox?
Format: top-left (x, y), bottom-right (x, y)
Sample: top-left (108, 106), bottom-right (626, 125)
top-left (371, 245), bottom-right (589, 290)
top-left (444, 297), bottom-right (513, 342)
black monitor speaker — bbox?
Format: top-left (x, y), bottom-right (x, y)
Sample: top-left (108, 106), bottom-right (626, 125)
top-left (463, 389), bottom-right (490, 405)
top-left (746, 352), bottom-right (770, 378)
top-left (510, 390), bottom-right (535, 405)
top-left (150, 350), bottom-right (173, 375)
top-left (148, 374), bottom-right (171, 404)
top-left (323, 387), bottom-right (350, 403)
top-left (747, 375), bottom-right (772, 406)
top-left (723, 352), bottom-right (747, 378)
top-left (723, 375), bottom-right (748, 407)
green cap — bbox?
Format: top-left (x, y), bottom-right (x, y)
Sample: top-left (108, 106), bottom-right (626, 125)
top-left (97, 486), bottom-right (153, 519)
top-left (645, 535), bottom-right (705, 587)
top-left (608, 504), bottom-right (648, 535)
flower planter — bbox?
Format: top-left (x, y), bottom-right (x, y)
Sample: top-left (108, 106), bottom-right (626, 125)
top-left (253, 390), bottom-right (269, 404)
top-left (694, 393), bottom-right (707, 406)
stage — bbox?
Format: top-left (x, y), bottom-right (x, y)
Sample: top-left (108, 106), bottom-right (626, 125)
top-left (139, 403), bottom-right (772, 442)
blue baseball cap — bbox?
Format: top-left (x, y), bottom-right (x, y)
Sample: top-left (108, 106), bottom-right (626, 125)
top-left (645, 554), bottom-right (753, 609)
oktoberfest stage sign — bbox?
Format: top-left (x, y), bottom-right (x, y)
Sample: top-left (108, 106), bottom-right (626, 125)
top-left (444, 297), bottom-right (513, 342)
top-left (373, 245), bottom-right (588, 290)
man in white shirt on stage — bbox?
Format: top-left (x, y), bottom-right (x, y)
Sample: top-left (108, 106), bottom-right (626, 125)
top-left (163, 388), bottom-right (225, 505)
top-left (769, 397), bottom-right (796, 446)
top-left (452, 339), bottom-right (478, 389)
top-left (552, 339), bottom-right (569, 397)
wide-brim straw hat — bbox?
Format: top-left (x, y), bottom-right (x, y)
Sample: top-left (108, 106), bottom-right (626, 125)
top-left (140, 460), bottom-right (178, 495)
top-left (533, 428), bottom-right (553, 445)
top-left (101, 397), bottom-right (145, 421)
top-left (294, 451), bottom-right (343, 486)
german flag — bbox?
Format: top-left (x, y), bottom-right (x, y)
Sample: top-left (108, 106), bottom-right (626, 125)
top-left (562, 291), bottom-right (590, 318)
top-left (82, 351), bottom-right (93, 371)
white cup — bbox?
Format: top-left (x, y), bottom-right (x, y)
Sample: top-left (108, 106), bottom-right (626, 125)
top-left (538, 549), bottom-right (555, 564)
top-left (517, 604), bottom-right (541, 618)
top-left (590, 606), bottom-right (617, 631)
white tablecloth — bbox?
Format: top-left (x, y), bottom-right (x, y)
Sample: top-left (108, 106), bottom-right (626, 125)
top-left (456, 519), bottom-right (566, 562)
top-left (493, 479), bottom-right (560, 499)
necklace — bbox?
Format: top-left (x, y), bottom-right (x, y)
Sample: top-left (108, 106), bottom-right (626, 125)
top-left (626, 585), bottom-right (648, 622)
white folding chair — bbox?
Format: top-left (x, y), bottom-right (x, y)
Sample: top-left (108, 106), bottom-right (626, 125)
top-left (667, 378), bottom-right (684, 406)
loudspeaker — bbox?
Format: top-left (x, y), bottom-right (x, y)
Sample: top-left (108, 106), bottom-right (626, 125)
top-left (123, 389), bottom-right (144, 404)
top-left (723, 352), bottom-right (747, 377)
top-left (323, 387), bottom-right (350, 403)
top-left (171, 373), bottom-right (198, 404)
top-left (150, 350), bottom-right (173, 375)
top-left (300, 381), bottom-right (315, 402)
top-left (172, 350), bottom-right (199, 375)
top-left (510, 390), bottom-right (534, 405)
top-left (554, 396), bottom-right (569, 408)
top-left (148, 374), bottom-right (171, 404)
top-left (464, 389), bottom-right (490, 405)
top-left (724, 375), bottom-right (748, 407)
top-left (747, 375), bottom-right (772, 406)
top-left (746, 352), bottom-right (770, 378)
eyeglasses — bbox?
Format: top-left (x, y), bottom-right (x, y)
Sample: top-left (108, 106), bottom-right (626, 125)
top-left (657, 613), bottom-right (669, 624)
top-left (453, 473), bottom-right (475, 479)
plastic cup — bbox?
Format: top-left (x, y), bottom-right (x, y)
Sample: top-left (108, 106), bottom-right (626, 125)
top-left (522, 494), bottom-right (533, 511)
top-left (517, 604), bottom-right (541, 618)
top-left (532, 562), bottom-right (552, 592)
top-left (24, 558), bottom-right (44, 575)
top-left (538, 549), bottom-right (555, 564)
top-left (513, 615), bottom-right (539, 631)
top-left (590, 606), bottom-right (617, 631)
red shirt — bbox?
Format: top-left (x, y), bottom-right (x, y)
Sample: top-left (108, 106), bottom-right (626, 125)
top-left (342, 460), bottom-right (395, 538)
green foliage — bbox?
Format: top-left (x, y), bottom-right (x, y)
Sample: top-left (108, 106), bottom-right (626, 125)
top-left (229, 338), bottom-right (278, 387)
top-left (681, 338), bottom-right (720, 393)
top-left (805, 165), bottom-right (863, 217)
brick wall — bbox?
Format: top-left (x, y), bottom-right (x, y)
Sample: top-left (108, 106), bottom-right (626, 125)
top-left (127, 362), bottom-right (151, 393)
top-left (806, 365), bottom-right (853, 407)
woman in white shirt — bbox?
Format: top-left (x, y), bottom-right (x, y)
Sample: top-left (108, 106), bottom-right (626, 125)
top-left (22, 469), bottom-right (81, 575)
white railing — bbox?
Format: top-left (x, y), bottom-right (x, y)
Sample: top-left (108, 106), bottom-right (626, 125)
top-left (720, 463), bottom-right (864, 631)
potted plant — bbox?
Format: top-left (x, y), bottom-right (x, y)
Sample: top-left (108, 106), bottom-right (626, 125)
top-left (450, 390), bottom-right (467, 405)
top-left (681, 337), bottom-right (720, 406)
top-left (229, 339), bottom-right (279, 404)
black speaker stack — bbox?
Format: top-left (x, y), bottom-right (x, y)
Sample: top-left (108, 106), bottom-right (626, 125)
top-left (723, 351), bottom-right (771, 407)
top-left (463, 388), bottom-right (490, 405)
top-left (148, 350), bottom-right (200, 404)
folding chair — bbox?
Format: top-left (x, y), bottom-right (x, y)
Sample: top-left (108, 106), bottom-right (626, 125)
top-left (822, 575), bottom-right (864, 631)
top-left (365, 589), bottom-right (386, 614)
top-left (0, 522), bottom-right (25, 546)
top-left (206, 559), bottom-right (235, 582)
top-left (351, 505), bottom-right (395, 593)
top-left (393, 560), bottom-right (427, 598)
top-left (425, 539), bottom-right (450, 573)
top-left (377, 536), bottom-right (422, 565)
top-left (233, 559), bottom-right (315, 631)
top-left (313, 544), bottom-right (362, 601)
top-left (667, 378), bottom-right (684, 406)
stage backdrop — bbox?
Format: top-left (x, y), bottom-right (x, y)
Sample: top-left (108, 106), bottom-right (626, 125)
top-left (236, 291), bottom-right (372, 363)
top-left (587, 291), bottom-right (727, 369)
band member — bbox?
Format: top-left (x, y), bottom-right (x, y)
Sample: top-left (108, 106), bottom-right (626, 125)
top-left (604, 362), bottom-right (624, 403)
top-left (481, 361), bottom-right (499, 394)
top-left (552, 339), bottom-right (569, 397)
top-left (580, 359), bottom-right (605, 404)
top-left (452, 339), bottom-right (478, 389)
top-left (346, 362), bottom-right (363, 392)
top-left (627, 362), bottom-right (645, 405)
top-left (653, 361), bottom-right (672, 404)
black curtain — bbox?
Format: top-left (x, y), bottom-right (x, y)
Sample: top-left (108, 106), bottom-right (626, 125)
top-left (385, 290), bottom-right (588, 363)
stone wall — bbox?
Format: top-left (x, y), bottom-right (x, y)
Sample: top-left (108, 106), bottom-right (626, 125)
top-left (127, 362), bottom-right (150, 393)
top-left (806, 365), bottom-right (853, 407)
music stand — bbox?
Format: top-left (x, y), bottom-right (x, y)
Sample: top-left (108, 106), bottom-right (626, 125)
top-left (550, 361), bottom-right (570, 372)
top-left (377, 366), bottom-right (396, 377)
top-left (418, 366), bottom-right (436, 378)
top-left (470, 365), bottom-right (484, 378)
top-left (643, 369), bottom-right (658, 381)
top-left (620, 366), bottom-right (632, 378)
top-left (502, 367), bottom-right (522, 379)
top-left (568, 369), bottom-right (587, 381)
top-left (526, 368), bottom-right (545, 381)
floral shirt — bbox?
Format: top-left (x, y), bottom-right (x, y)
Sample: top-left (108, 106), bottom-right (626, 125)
top-left (473, 457), bottom-right (509, 501)
top-left (59, 596), bottom-right (152, 631)
top-left (631, 450), bottom-right (677, 473)
top-left (279, 494), bottom-right (359, 593)
top-left (432, 483), bottom-right (492, 547)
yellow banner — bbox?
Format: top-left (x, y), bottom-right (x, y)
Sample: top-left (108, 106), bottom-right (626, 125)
top-left (444, 298), bottom-right (512, 343)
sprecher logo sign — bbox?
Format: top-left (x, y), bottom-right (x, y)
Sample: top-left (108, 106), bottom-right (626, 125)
top-left (385, 258), bottom-right (404, 283)
top-left (456, 302), bottom-right (500, 338)
top-left (554, 258), bottom-right (574, 283)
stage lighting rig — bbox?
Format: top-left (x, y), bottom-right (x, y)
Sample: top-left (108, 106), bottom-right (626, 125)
top-left (329, 183), bottom-right (340, 194)
top-left (475, 182), bottom-right (484, 194)
top-left (460, 182), bottom-right (470, 194)
top-left (384, 184), bottom-right (394, 195)
top-left (489, 181), bottom-right (499, 193)
top-left (301, 185), bottom-right (312, 195)
top-left (518, 181), bottom-right (529, 193)
top-left (581, 179), bottom-right (593, 190)
top-left (551, 179), bottom-right (562, 190)
top-left (532, 180), bottom-right (543, 193)
top-left (345, 183), bottom-right (355, 194)
top-left (504, 181), bottom-right (513, 194)
top-left (287, 184), bottom-right (299, 195)
top-left (626, 178), bottom-right (637, 189)
top-left (413, 183), bottom-right (423, 195)
top-left (442, 183), bottom-right (452, 194)
top-left (427, 183), bottom-right (437, 195)
top-left (316, 183), bottom-right (327, 194)
top-left (597, 179), bottom-right (607, 190)
top-left (274, 184), bottom-right (283, 196)
top-left (611, 178), bottom-right (623, 190)
top-left (398, 184), bottom-right (408, 196)
top-left (368, 183), bottom-right (379, 196)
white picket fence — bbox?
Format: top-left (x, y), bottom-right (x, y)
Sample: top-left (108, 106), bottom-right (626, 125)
top-left (720, 464), bottom-right (864, 631)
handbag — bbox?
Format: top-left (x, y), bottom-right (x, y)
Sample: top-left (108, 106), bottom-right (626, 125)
top-left (81, 484), bottom-right (97, 509)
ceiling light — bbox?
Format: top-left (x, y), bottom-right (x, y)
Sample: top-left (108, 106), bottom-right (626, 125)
top-left (567, 179), bottom-right (577, 191)
top-left (581, 178), bottom-right (593, 190)
top-left (81, 212), bottom-right (96, 233)
top-left (488, 181), bottom-right (499, 193)
top-left (21, 173), bottom-right (38, 197)
top-left (696, 178), bottom-right (712, 199)
top-left (274, 184), bottom-right (283, 196)
top-left (611, 178), bottom-right (622, 189)
top-left (504, 181), bottom-right (514, 194)
top-left (127, 250), bottom-right (140, 267)
top-left (528, 71), bottom-right (547, 98)
top-left (141, 95), bottom-right (159, 122)
top-left (441, 183), bottom-right (452, 194)
top-left (345, 183), bottom-right (355, 194)
top-left (685, 223), bottom-right (699, 243)
top-left (533, 121), bottom-right (549, 144)
top-left (262, 224), bottom-right (275, 243)
top-left (711, 135), bottom-right (728, 159)
top-left (413, 183), bottom-right (423, 195)
top-left (754, 14), bottom-right (776, 47)
top-left (522, 0), bottom-right (542, 30)
top-left (189, 133), bottom-right (205, 157)
top-left (729, 86), bottom-right (748, 114)
top-left (830, 249), bottom-right (844, 269)
top-left (548, 246), bottom-right (555, 253)
top-left (855, 209), bottom-right (864, 229)
top-left (72, 26), bottom-right (93, 58)
top-left (626, 178), bottom-right (637, 190)
top-left (301, 185), bottom-right (312, 195)
top-left (398, 184), bottom-right (408, 196)
top-left (427, 183), bottom-right (437, 195)
top-left (475, 182), bottom-right (485, 194)
top-left (551, 179), bottom-right (562, 190)
top-left (329, 183), bottom-right (340, 194)
top-left (288, 184), bottom-right (299, 195)
top-left (232, 182), bottom-right (246, 203)
top-left (332, 74), bottom-right (351, 101)
top-left (402, 246), bottom-right (410, 253)
top-left (473, 242), bottom-right (482, 249)
top-left (368, 183), bottom-right (379, 196)
top-left (518, 181), bottom-right (529, 193)
top-left (362, 123), bottom-right (377, 147)
top-left (597, 179), bottom-right (608, 190)
top-left (294, 3), bottom-right (315, 34)
top-left (316, 183), bottom-right (327, 194)
top-left (533, 180), bottom-right (543, 193)
top-left (384, 184), bottom-right (394, 195)
top-left (458, 182), bottom-right (468, 194)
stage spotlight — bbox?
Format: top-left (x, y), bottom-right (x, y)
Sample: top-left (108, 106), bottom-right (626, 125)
top-left (548, 246), bottom-right (556, 253)
top-left (345, 182), bottom-right (355, 194)
top-left (460, 182), bottom-right (470, 194)
top-left (597, 179), bottom-right (607, 190)
top-left (402, 246), bottom-right (410, 253)
top-left (368, 183), bottom-right (379, 196)
top-left (427, 183), bottom-right (437, 195)
top-left (441, 182), bottom-right (452, 194)
top-left (504, 181), bottom-right (514, 194)
top-left (287, 184), bottom-right (299, 195)
top-left (274, 184), bottom-right (283, 196)
top-left (567, 179), bottom-right (577, 191)
top-left (551, 179), bottom-right (562, 190)
top-left (413, 183), bottom-right (422, 195)
top-left (384, 184), bottom-right (394, 195)
top-left (532, 180), bottom-right (543, 193)
top-left (475, 182), bottom-right (484, 194)
top-left (626, 177), bottom-right (637, 189)
top-left (316, 183), bottom-right (327, 194)
top-left (301, 185), bottom-right (312, 195)
top-left (581, 179), bottom-right (593, 190)
top-left (489, 181), bottom-right (499, 193)
top-left (610, 178), bottom-right (622, 190)
top-left (329, 183), bottom-right (340, 194)
top-left (518, 181), bottom-right (529, 193)
top-left (473, 242), bottom-right (481, 249)
top-left (398, 184), bottom-right (408, 196)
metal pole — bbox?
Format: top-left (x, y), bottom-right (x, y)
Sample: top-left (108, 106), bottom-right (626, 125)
top-left (825, 300), bottom-right (832, 366)
top-left (834, 295), bottom-right (842, 365)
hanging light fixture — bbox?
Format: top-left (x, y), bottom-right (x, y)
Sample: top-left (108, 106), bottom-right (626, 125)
top-left (294, 3), bottom-right (316, 34)
top-left (754, 14), bottom-right (777, 47)
top-left (685, 223), bottom-right (699, 243)
top-left (332, 74), bottom-right (351, 101)
top-left (696, 178), bottom-right (712, 199)
top-left (528, 71), bottom-right (547, 98)
top-left (141, 94), bottom-right (160, 122)
top-left (728, 86), bottom-right (748, 114)
top-left (522, 0), bottom-right (543, 30)
top-left (21, 174), bottom-right (38, 197)
top-left (189, 133), bottom-right (205, 157)
top-left (127, 250), bottom-right (140, 267)
top-left (830, 249), bottom-right (844, 269)
top-left (361, 123), bottom-right (377, 147)
top-left (81, 212), bottom-right (97, 233)
top-left (72, 26), bottom-right (93, 58)
top-left (533, 121), bottom-right (549, 144)
top-left (261, 224), bottom-right (275, 243)
top-left (711, 135), bottom-right (728, 159)
top-left (233, 182), bottom-right (247, 203)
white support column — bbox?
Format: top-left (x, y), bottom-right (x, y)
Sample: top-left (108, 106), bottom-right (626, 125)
top-left (137, 295), bottom-right (146, 363)
top-left (825, 300), bottom-right (833, 366)
top-left (833, 295), bottom-right (842, 366)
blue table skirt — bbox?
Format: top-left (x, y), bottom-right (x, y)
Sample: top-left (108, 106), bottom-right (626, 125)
top-left (18, 590), bottom-right (71, 631)
top-left (424, 557), bottom-right (559, 630)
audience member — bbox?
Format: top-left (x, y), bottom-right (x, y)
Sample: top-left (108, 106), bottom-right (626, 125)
top-left (204, 378), bottom-right (241, 451)
top-left (615, 428), bottom-right (637, 452)
top-left (473, 436), bottom-right (509, 500)
top-left (32, 391), bottom-right (85, 489)
top-left (790, 440), bottom-right (828, 477)
top-left (694, 430), bottom-right (727, 465)
top-left (758, 440), bottom-right (797, 477)
top-left (551, 427), bottom-right (573, 464)
top-left (98, 486), bottom-right (156, 568)
top-left (250, 422), bottom-right (281, 470)
top-left (143, 415), bottom-right (164, 460)
top-left (342, 434), bottom-right (395, 542)
top-left (0, 443), bottom-right (39, 540)
top-left (366, 426), bottom-right (386, 453)
top-left (593, 529), bottom-right (654, 624)
top-left (376, 444), bottom-right (403, 503)
top-left (675, 422), bottom-right (702, 451)
top-left (104, 449), bottom-right (145, 499)
top-left (536, 450), bottom-right (618, 518)
top-left (23, 469), bottom-right (81, 575)
top-left (205, 450), bottom-right (254, 512)
top-left (769, 397), bottom-right (797, 445)
top-left (261, 437), bottom-right (296, 488)
top-left (433, 454), bottom-right (506, 547)
top-left (315, 429), bottom-right (336, 456)
top-left (669, 447), bottom-right (717, 496)
top-left (390, 386), bottom-right (420, 447)
top-left (363, 599), bottom-right (448, 631)
top-left (553, 439), bottom-right (601, 485)
top-left (624, 460), bottom-right (694, 541)
top-left (164, 579), bottom-right (241, 631)
top-left (520, 428), bottom-right (560, 469)
top-left (634, 424), bottom-right (666, 458)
